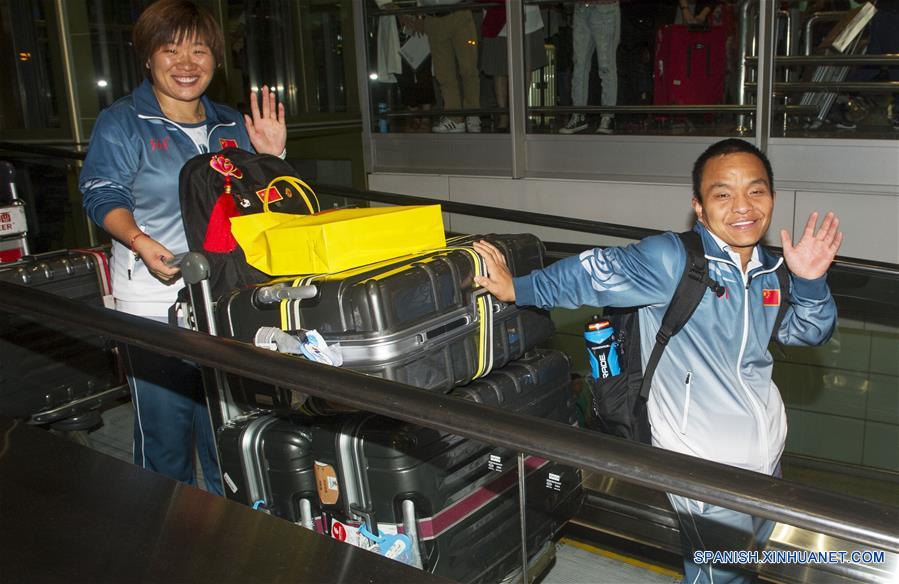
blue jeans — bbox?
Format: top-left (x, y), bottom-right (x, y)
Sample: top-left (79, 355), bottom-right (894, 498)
top-left (124, 341), bottom-right (223, 495)
top-left (571, 2), bottom-right (620, 109)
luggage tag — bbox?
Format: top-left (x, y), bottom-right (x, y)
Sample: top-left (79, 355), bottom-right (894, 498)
top-left (254, 326), bottom-right (343, 366)
top-left (358, 523), bottom-right (414, 565)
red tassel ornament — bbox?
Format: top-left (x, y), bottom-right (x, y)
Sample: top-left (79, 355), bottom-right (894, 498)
top-left (203, 175), bottom-right (239, 252)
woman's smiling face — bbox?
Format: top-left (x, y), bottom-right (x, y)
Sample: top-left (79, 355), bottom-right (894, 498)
top-left (148, 35), bottom-right (215, 108)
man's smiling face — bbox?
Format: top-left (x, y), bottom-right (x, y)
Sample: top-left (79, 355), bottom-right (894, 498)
top-left (692, 152), bottom-right (774, 261)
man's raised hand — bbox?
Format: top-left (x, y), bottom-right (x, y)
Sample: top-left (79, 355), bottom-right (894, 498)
top-left (780, 211), bottom-right (843, 280)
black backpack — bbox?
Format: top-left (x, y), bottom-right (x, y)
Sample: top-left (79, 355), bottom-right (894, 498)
top-left (178, 148), bottom-right (318, 300)
top-left (590, 230), bottom-right (791, 443)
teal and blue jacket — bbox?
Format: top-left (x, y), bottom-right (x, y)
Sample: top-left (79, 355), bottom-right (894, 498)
top-left (80, 79), bottom-right (251, 316)
top-left (514, 222), bottom-right (836, 474)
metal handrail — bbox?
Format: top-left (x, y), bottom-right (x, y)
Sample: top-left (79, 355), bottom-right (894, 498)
top-left (0, 280), bottom-right (896, 553)
top-left (527, 105), bottom-right (816, 114)
top-left (747, 81), bottom-right (899, 93)
top-left (748, 54), bottom-right (899, 66)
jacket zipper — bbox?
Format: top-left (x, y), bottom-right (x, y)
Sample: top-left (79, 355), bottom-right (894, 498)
top-left (707, 255), bottom-right (771, 469)
top-left (680, 371), bottom-right (692, 434)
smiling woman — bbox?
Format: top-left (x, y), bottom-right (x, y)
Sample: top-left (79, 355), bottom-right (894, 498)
top-left (78, 0), bottom-right (286, 497)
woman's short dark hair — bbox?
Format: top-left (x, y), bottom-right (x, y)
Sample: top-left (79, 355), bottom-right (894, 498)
top-left (133, 0), bottom-right (224, 78)
top-left (692, 139), bottom-right (775, 202)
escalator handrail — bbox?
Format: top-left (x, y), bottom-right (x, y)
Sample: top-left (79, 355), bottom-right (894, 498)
top-left (0, 280), bottom-right (895, 553)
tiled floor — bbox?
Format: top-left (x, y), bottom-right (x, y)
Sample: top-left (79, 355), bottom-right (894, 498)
top-left (87, 399), bottom-right (208, 489)
top-left (88, 398), bottom-right (133, 464)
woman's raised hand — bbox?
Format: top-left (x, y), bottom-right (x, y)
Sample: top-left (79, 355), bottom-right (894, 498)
top-left (245, 85), bottom-right (287, 156)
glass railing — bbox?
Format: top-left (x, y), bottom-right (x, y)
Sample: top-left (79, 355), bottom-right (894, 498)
top-left (361, 0), bottom-right (898, 140)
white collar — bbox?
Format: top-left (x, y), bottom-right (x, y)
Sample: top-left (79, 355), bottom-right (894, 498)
top-left (705, 229), bottom-right (762, 273)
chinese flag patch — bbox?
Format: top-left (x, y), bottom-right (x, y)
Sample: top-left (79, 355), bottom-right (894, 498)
top-left (762, 289), bottom-right (781, 306)
top-left (219, 138), bottom-right (238, 149)
top-left (256, 186), bottom-right (284, 204)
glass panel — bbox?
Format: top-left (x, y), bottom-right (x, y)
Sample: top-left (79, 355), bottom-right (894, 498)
top-left (226, 0), bottom-right (355, 117)
top-left (86, 0), bottom-right (150, 108)
top-left (774, 267), bottom-right (899, 505)
top-left (1, 154), bottom-right (85, 251)
top-left (227, 0), bottom-right (302, 115)
top-left (526, 0), bottom-right (758, 137)
top-left (0, 0), bottom-right (63, 130)
top-left (366, 1), bottom-right (488, 134)
top-left (771, 0), bottom-right (899, 139)
top-left (300, 1), bottom-right (351, 113)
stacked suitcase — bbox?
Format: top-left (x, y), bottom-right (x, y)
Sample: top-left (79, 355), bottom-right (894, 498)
top-left (0, 250), bottom-right (126, 427)
top-left (653, 24), bottom-right (727, 106)
top-left (191, 233), bottom-right (583, 583)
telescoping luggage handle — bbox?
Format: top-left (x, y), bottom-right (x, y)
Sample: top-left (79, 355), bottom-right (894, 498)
top-left (254, 283), bottom-right (318, 305)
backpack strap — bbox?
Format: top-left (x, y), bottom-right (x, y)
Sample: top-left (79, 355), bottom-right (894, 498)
top-left (769, 260), bottom-right (792, 344)
top-left (638, 231), bottom-right (716, 399)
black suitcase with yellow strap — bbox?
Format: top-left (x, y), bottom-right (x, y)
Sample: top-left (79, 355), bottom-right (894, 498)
top-left (215, 233), bottom-right (554, 410)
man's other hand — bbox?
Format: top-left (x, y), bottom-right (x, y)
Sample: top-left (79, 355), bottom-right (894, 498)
top-left (780, 211), bottom-right (843, 280)
top-left (473, 240), bottom-right (516, 302)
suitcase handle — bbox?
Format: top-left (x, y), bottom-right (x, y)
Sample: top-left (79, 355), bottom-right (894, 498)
top-left (254, 283), bottom-right (318, 305)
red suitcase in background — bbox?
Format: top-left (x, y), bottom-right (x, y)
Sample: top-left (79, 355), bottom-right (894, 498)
top-left (653, 24), bottom-right (727, 105)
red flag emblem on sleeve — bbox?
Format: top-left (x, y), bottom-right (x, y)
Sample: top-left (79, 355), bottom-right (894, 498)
top-left (219, 138), bottom-right (238, 149)
top-left (762, 289), bottom-right (780, 306)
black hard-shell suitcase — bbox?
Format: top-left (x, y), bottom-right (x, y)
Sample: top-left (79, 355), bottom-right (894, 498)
top-left (310, 350), bottom-right (583, 583)
top-left (217, 414), bottom-right (319, 528)
top-left (217, 233), bottom-right (554, 409)
top-left (0, 250), bottom-right (126, 425)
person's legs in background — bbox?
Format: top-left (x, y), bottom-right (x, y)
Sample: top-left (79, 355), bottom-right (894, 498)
top-left (592, 2), bottom-right (620, 134)
top-left (561, 3), bottom-right (594, 133)
top-left (449, 9), bottom-right (482, 133)
top-left (836, 8), bottom-right (899, 130)
top-left (424, 13), bottom-right (464, 132)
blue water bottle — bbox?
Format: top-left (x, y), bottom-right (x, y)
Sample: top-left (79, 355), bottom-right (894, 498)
top-left (377, 103), bottom-right (389, 133)
top-left (585, 315), bottom-right (621, 380)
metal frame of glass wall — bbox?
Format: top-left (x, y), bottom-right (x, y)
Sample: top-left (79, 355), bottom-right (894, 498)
top-left (354, 0), bottom-right (899, 187)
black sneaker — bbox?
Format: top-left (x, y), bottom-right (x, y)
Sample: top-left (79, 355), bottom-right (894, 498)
top-left (833, 110), bottom-right (857, 130)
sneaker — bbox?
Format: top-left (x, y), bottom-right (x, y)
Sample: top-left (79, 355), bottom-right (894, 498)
top-left (595, 116), bottom-right (614, 134)
top-left (432, 117), bottom-right (465, 133)
top-left (834, 116), bottom-right (857, 130)
top-left (832, 101), bottom-right (859, 129)
top-left (558, 114), bottom-right (588, 134)
top-left (465, 116), bottom-right (481, 133)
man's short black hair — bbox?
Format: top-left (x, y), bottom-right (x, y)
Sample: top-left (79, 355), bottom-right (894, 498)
top-left (692, 139), bottom-right (774, 201)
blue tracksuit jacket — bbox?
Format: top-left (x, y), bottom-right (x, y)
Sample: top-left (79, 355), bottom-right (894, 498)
top-left (80, 79), bottom-right (252, 316)
top-left (514, 222), bottom-right (836, 474)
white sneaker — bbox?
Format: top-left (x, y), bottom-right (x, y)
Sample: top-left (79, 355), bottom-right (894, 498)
top-left (596, 116), bottom-right (614, 134)
top-left (558, 114), bottom-right (588, 134)
top-left (465, 116), bottom-right (481, 133)
top-left (432, 117), bottom-right (465, 133)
